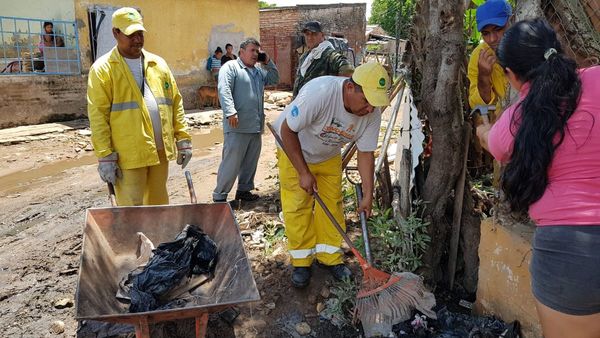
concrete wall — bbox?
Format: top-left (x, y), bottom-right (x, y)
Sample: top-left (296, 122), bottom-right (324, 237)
top-left (2, 0), bottom-right (76, 21)
top-left (475, 218), bottom-right (542, 338)
top-left (0, 0), bottom-right (260, 128)
top-left (74, 0), bottom-right (259, 109)
top-left (0, 75), bottom-right (86, 128)
top-left (74, 0), bottom-right (258, 74)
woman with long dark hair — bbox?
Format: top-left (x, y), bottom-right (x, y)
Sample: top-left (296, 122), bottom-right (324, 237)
top-left (477, 18), bottom-right (600, 337)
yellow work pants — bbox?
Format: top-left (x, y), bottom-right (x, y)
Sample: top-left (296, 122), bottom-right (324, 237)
top-left (114, 150), bottom-right (169, 206)
top-left (278, 150), bottom-right (345, 267)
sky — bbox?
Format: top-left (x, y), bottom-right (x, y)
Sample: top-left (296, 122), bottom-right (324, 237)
top-left (267, 0), bottom-right (374, 19)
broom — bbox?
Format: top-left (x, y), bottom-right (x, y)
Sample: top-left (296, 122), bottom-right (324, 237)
top-left (266, 122), bottom-right (436, 335)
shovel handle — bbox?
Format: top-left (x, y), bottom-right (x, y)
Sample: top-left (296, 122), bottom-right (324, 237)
top-left (185, 170), bottom-right (197, 204)
top-left (266, 122), bottom-right (370, 267)
top-left (355, 183), bottom-right (373, 265)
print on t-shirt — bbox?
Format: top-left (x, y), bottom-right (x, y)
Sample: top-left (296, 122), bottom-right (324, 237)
top-left (319, 117), bottom-right (357, 146)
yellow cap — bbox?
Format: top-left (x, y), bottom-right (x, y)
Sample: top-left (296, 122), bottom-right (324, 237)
top-left (112, 7), bottom-right (146, 36)
top-left (352, 62), bottom-right (390, 107)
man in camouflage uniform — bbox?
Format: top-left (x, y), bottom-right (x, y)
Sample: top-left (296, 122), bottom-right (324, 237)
top-left (292, 21), bottom-right (354, 98)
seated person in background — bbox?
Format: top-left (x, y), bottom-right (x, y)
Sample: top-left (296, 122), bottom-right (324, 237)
top-left (38, 21), bottom-right (65, 54)
top-left (210, 47), bottom-right (223, 83)
top-left (221, 43), bottom-right (237, 65)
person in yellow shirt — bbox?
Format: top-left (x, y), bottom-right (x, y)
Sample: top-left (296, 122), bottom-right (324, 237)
top-left (467, 0), bottom-right (513, 118)
top-left (87, 7), bottom-right (192, 206)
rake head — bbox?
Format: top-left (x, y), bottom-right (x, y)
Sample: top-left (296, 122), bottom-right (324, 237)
top-left (355, 271), bottom-right (436, 337)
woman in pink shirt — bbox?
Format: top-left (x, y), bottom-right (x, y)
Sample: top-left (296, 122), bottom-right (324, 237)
top-left (477, 18), bottom-right (600, 338)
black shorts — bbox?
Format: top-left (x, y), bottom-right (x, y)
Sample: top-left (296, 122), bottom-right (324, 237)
top-left (530, 225), bottom-right (600, 315)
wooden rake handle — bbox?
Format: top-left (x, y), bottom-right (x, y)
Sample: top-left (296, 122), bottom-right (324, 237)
top-left (266, 122), bottom-right (370, 268)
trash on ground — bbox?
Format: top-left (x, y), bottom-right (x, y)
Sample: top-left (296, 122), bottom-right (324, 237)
top-left (393, 306), bottom-right (521, 338)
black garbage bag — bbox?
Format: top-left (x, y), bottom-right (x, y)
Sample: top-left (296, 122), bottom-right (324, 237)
top-left (174, 224), bottom-right (218, 275)
top-left (128, 224), bottom-right (218, 313)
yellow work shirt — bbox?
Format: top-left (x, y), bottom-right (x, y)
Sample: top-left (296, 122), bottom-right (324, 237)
top-left (87, 47), bottom-right (190, 170)
top-left (467, 42), bottom-right (509, 114)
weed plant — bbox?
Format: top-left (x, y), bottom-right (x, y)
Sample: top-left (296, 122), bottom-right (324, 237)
top-left (263, 219), bottom-right (286, 255)
top-left (367, 206), bottom-right (430, 273)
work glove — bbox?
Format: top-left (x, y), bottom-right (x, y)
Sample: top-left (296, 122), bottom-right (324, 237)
top-left (97, 152), bottom-right (122, 185)
top-left (176, 139), bottom-right (193, 169)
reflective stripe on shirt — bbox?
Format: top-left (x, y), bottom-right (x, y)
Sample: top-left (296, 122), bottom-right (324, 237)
top-left (111, 101), bottom-right (139, 112)
top-left (155, 97), bottom-right (173, 106)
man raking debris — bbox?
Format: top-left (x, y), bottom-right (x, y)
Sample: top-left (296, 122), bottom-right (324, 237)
top-left (268, 61), bottom-right (435, 336)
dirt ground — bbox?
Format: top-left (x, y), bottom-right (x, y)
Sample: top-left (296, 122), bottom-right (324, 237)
top-left (0, 109), bottom-right (362, 337)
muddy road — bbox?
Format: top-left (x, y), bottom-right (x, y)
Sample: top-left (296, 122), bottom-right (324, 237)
top-left (0, 110), bottom-right (359, 337)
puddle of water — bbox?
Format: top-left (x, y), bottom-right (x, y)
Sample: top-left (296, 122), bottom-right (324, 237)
top-left (0, 128), bottom-right (223, 197)
top-left (191, 127), bottom-right (223, 157)
top-left (0, 155), bottom-right (97, 197)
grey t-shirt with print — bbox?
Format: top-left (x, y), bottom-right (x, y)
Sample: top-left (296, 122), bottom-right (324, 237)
top-left (274, 76), bottom-right (381, 164)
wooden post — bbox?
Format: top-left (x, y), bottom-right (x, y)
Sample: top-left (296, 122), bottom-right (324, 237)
top-left (376, 155), bottom-right (394, 211)
top-left (448, 124), bottom-right (472, 289)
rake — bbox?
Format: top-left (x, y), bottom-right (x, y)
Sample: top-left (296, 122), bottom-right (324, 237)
top-left (266, 122), bottom-right (436, 336)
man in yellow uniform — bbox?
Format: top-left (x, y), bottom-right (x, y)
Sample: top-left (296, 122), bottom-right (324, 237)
top-left (467, 0), bottom-right (512, 117)
top-left (273, 62), bottom-right (389, 288)
top-left (468, 0), bottom-right (512, 185)
top-left (88, 7), bottom-right (192, 206)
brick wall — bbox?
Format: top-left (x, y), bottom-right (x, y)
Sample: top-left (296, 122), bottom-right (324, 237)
top-left (260, 7), bottom-right (300, 89)
top-left (0, 75), bottom-right (87, 128)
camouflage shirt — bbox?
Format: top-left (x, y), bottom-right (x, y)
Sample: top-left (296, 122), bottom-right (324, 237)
top-left (292, 47), bottom-right (354, 98)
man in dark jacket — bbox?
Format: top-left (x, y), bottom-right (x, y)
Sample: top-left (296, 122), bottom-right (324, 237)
top-left (292, 21), bottom-right (354, 98)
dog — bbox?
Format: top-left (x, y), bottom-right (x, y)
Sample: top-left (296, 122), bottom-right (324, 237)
top-left (197, 85), bottom-right (220, 109)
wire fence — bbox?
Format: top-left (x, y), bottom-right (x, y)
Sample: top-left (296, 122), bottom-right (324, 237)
top-left (0, 16), bottom-right (81, 75)
top-left (541, 0), bottom-right (600, 67)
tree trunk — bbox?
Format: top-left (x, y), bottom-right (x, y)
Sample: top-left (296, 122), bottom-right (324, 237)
top-left (410, 0), bottom-right (469, 285)
top-left (542, 0), bottom-right (600, 67)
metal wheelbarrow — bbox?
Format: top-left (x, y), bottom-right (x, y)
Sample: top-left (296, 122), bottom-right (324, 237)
top-left (75, 172), bottom-right (260, 337)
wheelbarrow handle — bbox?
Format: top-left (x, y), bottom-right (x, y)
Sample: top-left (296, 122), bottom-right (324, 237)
top-left (185, 170), bottom-right (197, 204)
top-left (107, 183), bottom-right (117, 207)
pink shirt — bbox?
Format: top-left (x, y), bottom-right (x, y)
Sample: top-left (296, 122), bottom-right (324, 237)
top-left (488, 66), bottom-right (600, 225)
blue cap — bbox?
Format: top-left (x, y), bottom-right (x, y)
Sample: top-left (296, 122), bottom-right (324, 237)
top-left (476, 0), bottom-right (512, 32)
